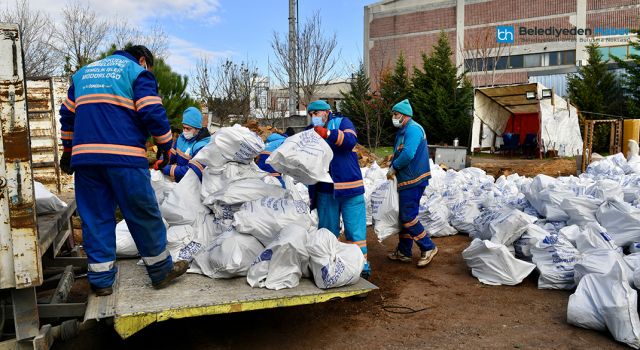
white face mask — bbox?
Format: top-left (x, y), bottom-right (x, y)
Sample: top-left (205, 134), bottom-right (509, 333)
top-left (392, 117), bottom-right (403, 128)
top-left (183, 131), bottom-right (195, 140)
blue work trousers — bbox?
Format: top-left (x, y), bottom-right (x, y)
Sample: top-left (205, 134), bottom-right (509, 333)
top-left (75, 166), bottom-right (173, 288)
top-left (397, 183), bottom-right (436, 257)
top-left (316, 192), bottom-right (370, 274)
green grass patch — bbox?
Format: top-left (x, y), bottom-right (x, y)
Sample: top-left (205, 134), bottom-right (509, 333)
top-left (372, 147), bottom-right (394, 159)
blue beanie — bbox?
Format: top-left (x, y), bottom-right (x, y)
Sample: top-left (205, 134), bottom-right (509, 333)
top-left (182, 107), bottom-right (203, 128)
top-left (392, 99), bottom-right (413, 117)
top-left (307, 100), bottom-right (331, 113)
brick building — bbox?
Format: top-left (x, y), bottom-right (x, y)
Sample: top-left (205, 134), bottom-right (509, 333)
top-left (364, 0), bottom-right (640, 93)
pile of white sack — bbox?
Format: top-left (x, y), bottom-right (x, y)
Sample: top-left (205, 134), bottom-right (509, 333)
top-left (361, 148), bottom-right (640, 348)
top-left (115, 126), bottom-right (365, 291)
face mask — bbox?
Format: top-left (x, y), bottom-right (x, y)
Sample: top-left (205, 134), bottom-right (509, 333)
top-left (183, 131), bottom-right (195, 140)
top-left (392, 117), bottom-right (403, 128)
top-left (312, 116), bottom-right (324, 127)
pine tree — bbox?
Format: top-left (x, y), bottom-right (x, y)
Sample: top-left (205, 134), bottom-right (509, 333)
top-left (568, 43), bottom-right (625, 152)
top-left (613, 30), bottom-right (640, 118)
top-left (377, 52), bottom-right (412, 146)
top-left (412, 31), bottom-right (473, 145)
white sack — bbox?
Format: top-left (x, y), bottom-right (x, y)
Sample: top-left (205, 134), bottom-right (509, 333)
top-left (191, 230), bottom-right (264, 278)
top-left (200, 162), bottom-right (265, 200)
top-left (461, 238), bottom-right (535, 286)
top-left (150, 170), bottom-right (175, 205)
top-left (205, 178), bottom-right (287, 205)
top-left (191, 134), bottom-right (227, 168)
top-left (531, 234), bottom-right (581, 290)
top-left (115, 219), bottom-right (169, 257)
top-left (160, 170), bottom-right (209, 226)
top-left (234, 197), bottom-right (312, 246)
top-left (562, 197), bottom-right (602, 227)
top-left (418, 195), bottom-right (457, 237)
top-left (166, 225), bottom-right (196, 260)
top-left (212, 124), bottom-right (265, 164)
top-left (34, 181), bottom-right (67, 214)
top-left (567, 262), bottom-right (640, 349)
top-left (307, 228), bottom-right (365, 289)
top-left (574, 249), bottom-right (633, 286)
top-left (449, 201), bottom-right (481, 234)
top-left (488, 209), bottom-right (537, 246)
top-left (266, 129), bottom-right (333, 185)
top-left (247, 224), bottom-right (310, 290)
top-left (596, 199), bottom-right (640, 247)
top-left (371, 179), bottom-right (400, 242)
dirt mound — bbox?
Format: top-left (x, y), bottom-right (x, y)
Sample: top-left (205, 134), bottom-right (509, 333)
top-left (243, 119), bottom-right (281, 141)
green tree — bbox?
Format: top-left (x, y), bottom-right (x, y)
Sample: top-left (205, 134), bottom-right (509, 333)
top-left (340, 63), bottom-right (373, 145)
top-left (412, 31), bottom-right (473, 145)
top-left (97, 44), bottom-right (198, 132)
top-left (377, 52), bottom-right (412, 146)
top-left (613, 30), bottom-right (640, 118)
top-left (568, 43), bottom-right (625, 152)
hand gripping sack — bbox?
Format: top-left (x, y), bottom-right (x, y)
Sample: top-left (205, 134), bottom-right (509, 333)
top-left (307, 228), bottom-right (365, 289)
top-left (371, 178), bottom-right (400, 242)
top-left (246, 224), bottom-right (310, 290)
top-left (266, 129), bottom-right (333, 185)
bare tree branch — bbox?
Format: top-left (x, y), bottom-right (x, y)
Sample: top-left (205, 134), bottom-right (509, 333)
top-left (54, 0), bottom-right (109, 74)
top-left (1, 0), bottom-right (60, 77)
top-left (460, 27), bottom-right (510, 87)
top-left (193, 56), bottom-right (259, 126)
top-left (270, 11), bottom-right (339, 108)
top-left (109, 18), bottom-right (169, 59)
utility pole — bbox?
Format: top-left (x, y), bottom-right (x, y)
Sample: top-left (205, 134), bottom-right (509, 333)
top-left (288, 0), bottom-right (297, 119)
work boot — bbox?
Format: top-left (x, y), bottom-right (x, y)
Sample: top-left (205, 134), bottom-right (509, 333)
top-left (91, 285), bottom-right (113, 297)
top-left (417, 247), bottom-right (438, 268)
top-left (387, 250), bottom-right (411, 263)
top-left (152, 260), bottom-right (189, 289)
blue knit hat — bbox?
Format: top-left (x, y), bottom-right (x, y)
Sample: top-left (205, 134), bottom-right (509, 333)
top-left (307, 100), bottom-right (331, 113)
top-left (392, 99), bottom-right (413, 117)
top-left (182, 107), bottom-right (203, 128)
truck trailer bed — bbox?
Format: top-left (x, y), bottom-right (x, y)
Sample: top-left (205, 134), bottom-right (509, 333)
top-left (85, 259), bottom-right (377, 339)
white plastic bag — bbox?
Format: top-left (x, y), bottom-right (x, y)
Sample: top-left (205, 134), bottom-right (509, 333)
top-left (212, 124), bottom-right (265, 164)
top-left (191, 230), bottom-right (264, 278)
top-left (115, 220), bottom-right (138, 257)
top-left (488, 208), bottom-right (537, 246)
top-left (34, 181), bottom-right (67, 214)
top-left (204, 178), bottom-right (287, 206)
top-left (166, 225), bottom-right (196, 260)
top-left (371, 179), bottom-right (400, 242)
top-left (160, 170), bottom-right (209, 226)
top-left (461, 238), bottom-right (536, 286)
top-left (234, 197), bottom-right (312, 246)
top-left (596, 199), bottom-right (640, 247)
top-left (266, 129), bottom-right (333, 185)
top-left (418, 195), bottom-right (457, 238)
top-left (246, 224), bottom-right (310, 290)
top-left (530, 234), bottom-right (581, 290)
top-left (562, 197), bottom-right (602, 227)
top-left (307, 228), bottom-right (365, 289)
top-left (567, 262), bottom-right (640, 349)
top-left (573, 249), bottom-right (633, 285)
top-left (200, 162), bottom-right (265, 201)
top-left (150, 170), bottom-right (175, 205)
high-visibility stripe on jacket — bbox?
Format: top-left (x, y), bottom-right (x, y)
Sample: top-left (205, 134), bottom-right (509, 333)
top-left (392, 118), bottom-right (431, 190)
top-left (162, 133), bottom-right (210, 182)
top-left (59, 51), bottom-right (172, 168)
top-left (307, 113), bottom-right (364, 209)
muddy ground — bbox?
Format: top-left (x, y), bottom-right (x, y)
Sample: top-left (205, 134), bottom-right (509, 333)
top-left (470, 156), bottom-right (577, 178)
top-left (54, 229), bottom-right (624, 350)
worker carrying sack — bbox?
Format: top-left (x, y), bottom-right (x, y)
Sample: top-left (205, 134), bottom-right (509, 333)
top-left (266, 129), bottom-right (333, 185)
top-left (307, 228), bottom-right (365, 289)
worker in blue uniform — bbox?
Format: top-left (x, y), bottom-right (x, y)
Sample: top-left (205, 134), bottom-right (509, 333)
top-left (256, 132), bottom-right (288, 187)
top-left (155, 107), bottom-right (210, 182)
top-left (386, 99), bottom-right (438, 267)
top-left (307, 100), bottom-right (371, 279)
top-left (59, 45), bottom-right (188, 296)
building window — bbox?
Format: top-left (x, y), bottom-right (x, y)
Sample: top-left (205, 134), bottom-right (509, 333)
top-left (560, 50), bottom-right (575, 65)
top-left (524, 53), bottom-right (542, 68)
top-left (508, 55), bottom-right (523, 69)
top-left (548, 51), bottom-right (560, 66)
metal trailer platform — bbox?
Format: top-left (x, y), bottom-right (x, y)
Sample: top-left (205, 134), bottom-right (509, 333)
top-left (85, 259), bottom-right (377, 339)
